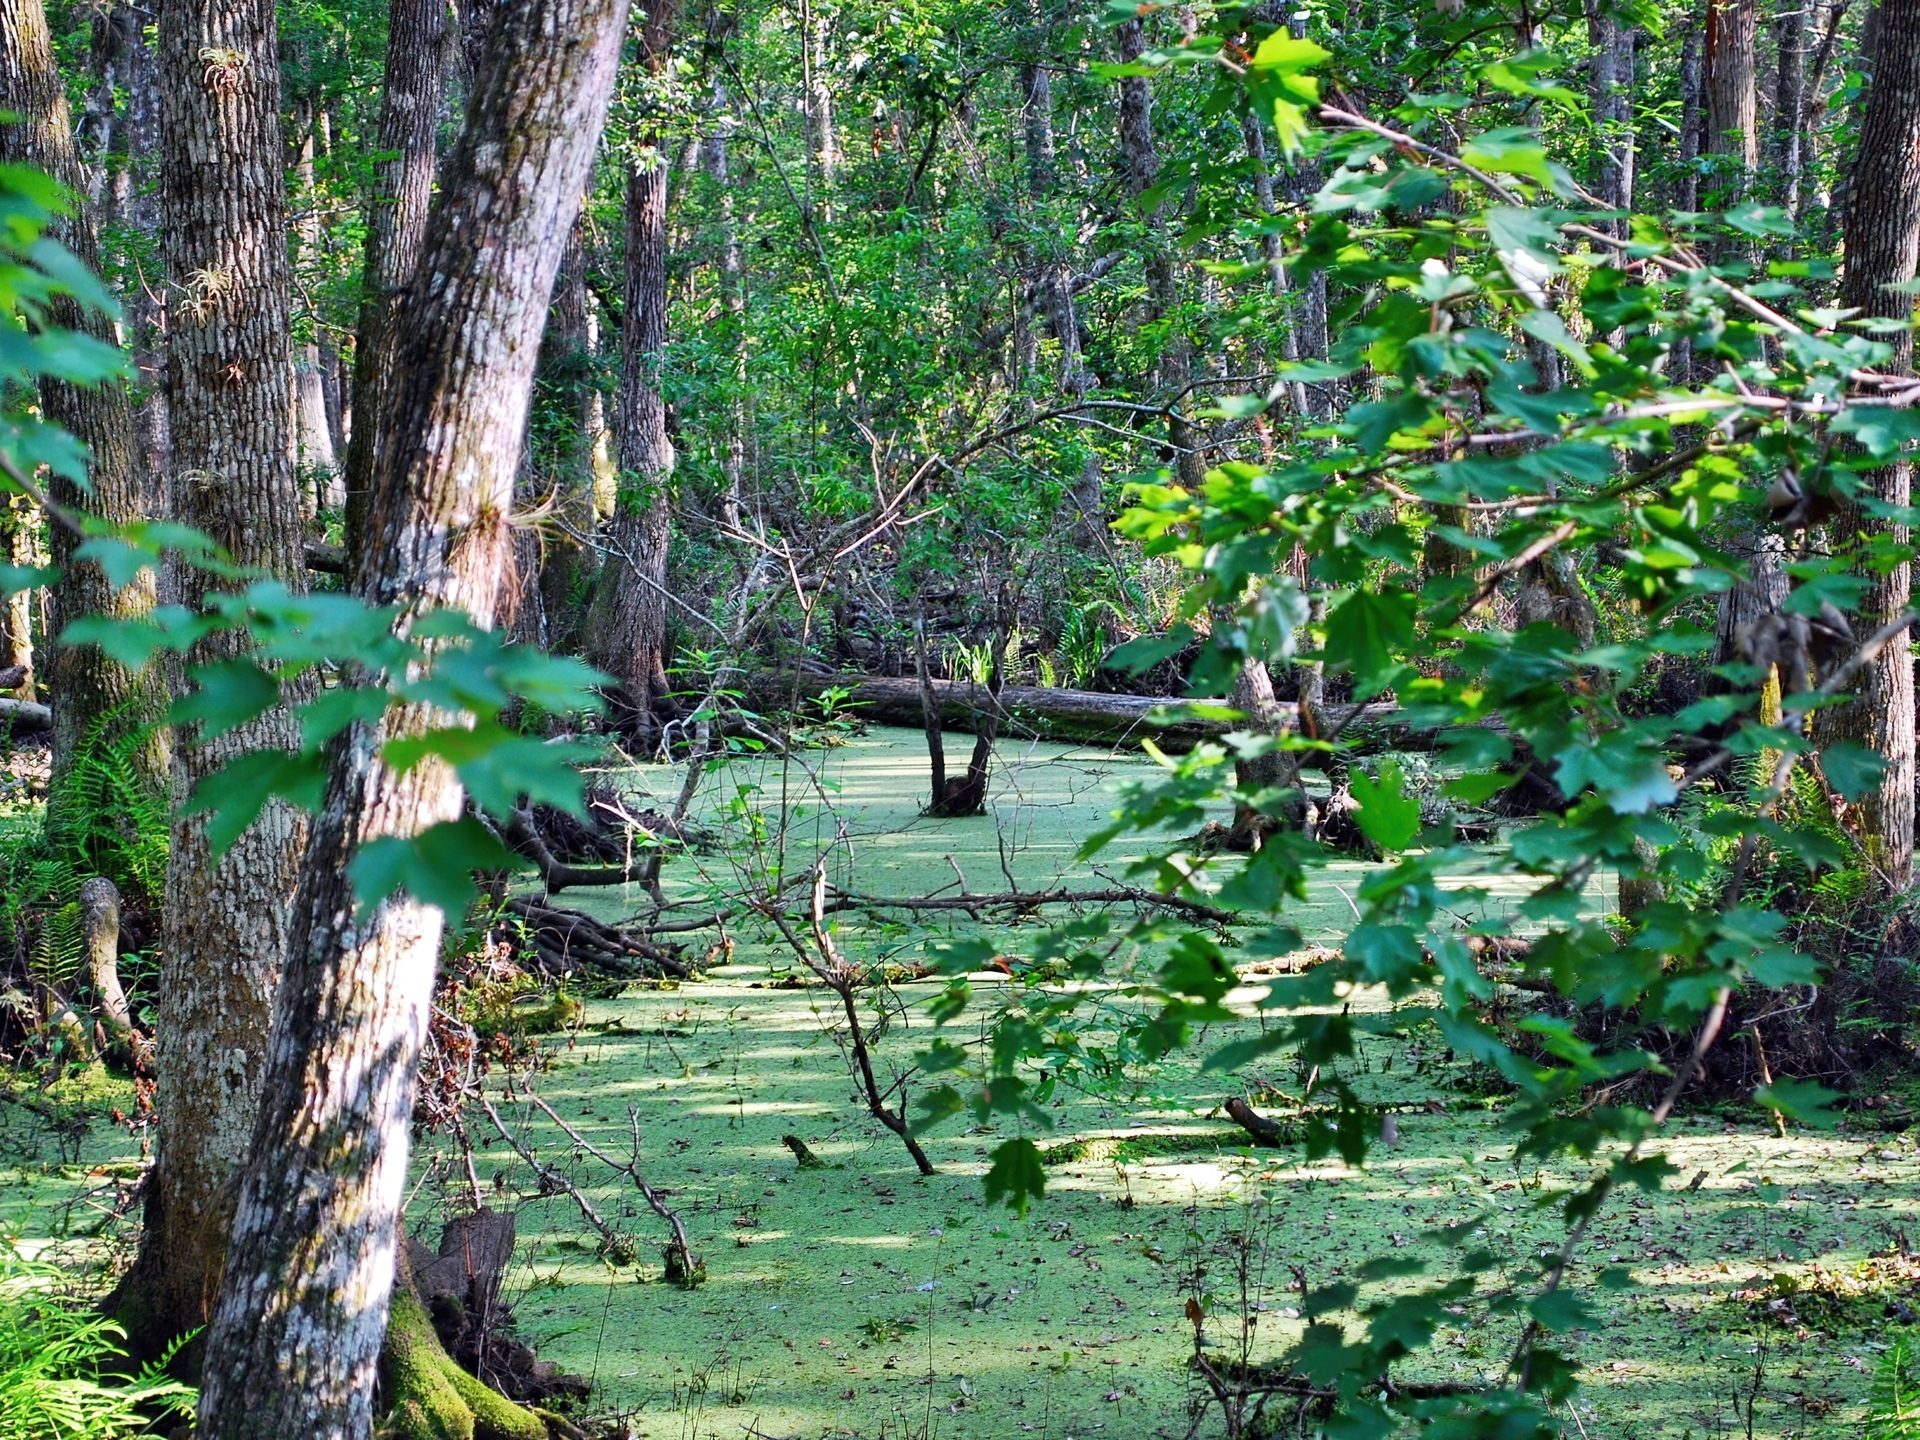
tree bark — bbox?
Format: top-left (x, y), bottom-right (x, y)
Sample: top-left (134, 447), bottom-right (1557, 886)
top-left (93, 3), bottom-right (170, 510)
top-left (1772, 0), bottom-right (1806, 210)
top-left (0, 0), bottom-right (169, 815)
top-left (1116, 17), bottom-right (1203, 488)
top-left (1229, 657), bottom-right (1306, 846)
top-left (1586, 7), bottom-right (1636, 221)
top-left (1679, 10), bottom-right (1705, 213)
top-left (194, 0), bottom-right (630, 1433)
top-left (590, 0), bottom-right (679, 732)
top-left (1705, 0), bottom-right (1760, 182)
top-left (111, 0), bottom-right (312, 1356)
top-left (341, 0), bottom-right (452, 558)
top-left (1020, 61), bottom-right (1054, 198)
top-left (802, 0), bottom-right (838, 223)
top-left (703, 74), bottom-right (750, 530)
top-left (1829, 0), bottom-right (1920, 888)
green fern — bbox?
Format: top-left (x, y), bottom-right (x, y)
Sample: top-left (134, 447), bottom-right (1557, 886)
top-left (44, 703), bottom-right (168, 904)
top-left (1869, 1335), bottom-right (1920, 1440)
top-left (0, 1243), bottom-right (197, 1439)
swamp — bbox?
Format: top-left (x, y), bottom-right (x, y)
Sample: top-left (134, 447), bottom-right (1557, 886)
top-left (7, 731), bottom-right (1917, 1438)
top-left (4, 0), bottom-right (1920, 1435)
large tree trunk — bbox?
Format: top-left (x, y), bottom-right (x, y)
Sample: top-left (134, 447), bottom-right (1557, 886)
top-left (802, 0), bottom-right (837, 223)
top-left (1705, 0), bottom-right (1760, 182)
top-left (1115, 17), bottom-right (1203, 488)
top-left (1586, 6), bottom-right (1636, 221)
top-left (590, 0), bottom-right (679, 736)
top-left (1829, 0), bottom-right (1920, 888)
top-left (0, 0), bottom-right (169, 818)
top-left (91, 3), bottom-right (170, 509)
top-left (1772, 0), bottom-right (1806, 210)
top-left (703, 74), bottom-right (750, 531)
top-left (1704, 0), bottom-right (1772, 663)
top-left (341, 0), bottom-right (452, 558)
top-left (112, 0), bottom-right (311, 1355)
top-left (194, 0), bottom-right (629, 1433)
top-left (1020, 61), bottom-right (1054, 199)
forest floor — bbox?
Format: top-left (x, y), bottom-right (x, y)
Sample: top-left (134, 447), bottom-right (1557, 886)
top-left (1, 728), bottom-right (1910, 1438)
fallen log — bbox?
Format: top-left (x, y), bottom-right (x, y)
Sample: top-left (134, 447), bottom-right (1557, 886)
top-left (1223, 1095), bottom-right (1288, 1147)
top-left (753, 670), bottom-right (1404, 753)
top-left (305, 540), bottom-right (346, 574)
top-left (822, 882), bottom-right (1238, 927)
top-left (0, 696), bottom-right (51, 729)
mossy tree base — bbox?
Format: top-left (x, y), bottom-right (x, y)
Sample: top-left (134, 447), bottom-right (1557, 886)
top-left (379, 1287), bottom-right (551, 1440)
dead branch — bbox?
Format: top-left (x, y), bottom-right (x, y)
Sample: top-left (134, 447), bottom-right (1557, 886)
top-left (502, 897), bottom-right (689, 979)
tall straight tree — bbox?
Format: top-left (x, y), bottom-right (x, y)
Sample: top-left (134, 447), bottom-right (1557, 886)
top-left (1115, 15), bottom-right (1202, 488)
top-left (340, 0), bottom-right (452, 558)
top-left (591, 0), bottom-right (681, 733)
top-left (194, 0), bottom-right (631, 1430)
top-left (1832, 0), bottom-right (1920, 887)
top-left (115, 0), bottom-right (310, 1352)
top-left (1705, 0), bottom-right (1778, 668)
top-left (0, 0), bottom-right (167, 812)
top-left (1705, 0), bottom-right (1760, 181)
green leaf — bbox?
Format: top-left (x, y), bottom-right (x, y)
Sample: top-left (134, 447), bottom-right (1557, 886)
top-left (181, 749), bottom-right (329, 862)
top-left (1484, 206), bottom-right (1563, 269)
top-left (1443, 769), bottom-right (1518, 803)
top-left (1158, 933), bottom-right (1236, 1006)
top-left (348, 815), bottom-right (526, 926)
top-left (1349, 762), bottom-right (1422, 850)
top-left (74, 536), bottom-right (162, 589)
top-left (1321, 589), bottom-right (1415, 695)
top-left (1485, 380), bottom-right (1594, 434)
top-left (1345, 392), bottom-right (1436, 451)
top-left (291, 684), bottom-right (391, 750)
top-left (981, 1137), bottom-right (1046, 1217)
top-left (1516, 310), bottom-right (1594, 376)
top-left (60, 613), bottom-right (185, 668)
top-left (909, 1083), bottom-right (967, 1137)
top-left (1753, 1077), bottom-right (1840, 1130)
top-left (1107, 625), bottom-right (1194, 676)
top-left (383, 724), bottom-right (598, 820)
top-left (0, 562), bottom-right (55, 596)
top-left (167, 658), bottom-right (281, 741)
top-left (1460, 128), bottom-right (1563, 189)
top-left (1527, 1289), bottom-right (1592, 1333)
top-left (30, 237), bottom-right (122, 319)
top-left (1820, 741), bottom-right (1887, 801)
top-left (1247, 33), bottom-right (1328, 157)
top-left (1481, 55), bottom-right (1583, 110)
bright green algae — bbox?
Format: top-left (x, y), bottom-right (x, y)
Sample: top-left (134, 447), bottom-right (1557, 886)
top-left (0, 728), bottom-right (1901, 1437)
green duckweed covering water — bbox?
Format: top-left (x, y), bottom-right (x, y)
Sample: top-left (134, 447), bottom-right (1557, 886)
top-left (1, 728), bottom-right (1905, 1438)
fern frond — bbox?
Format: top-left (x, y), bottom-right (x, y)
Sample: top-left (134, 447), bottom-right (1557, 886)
top-left (1869, 1335), bottom-right (1920, 1440)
